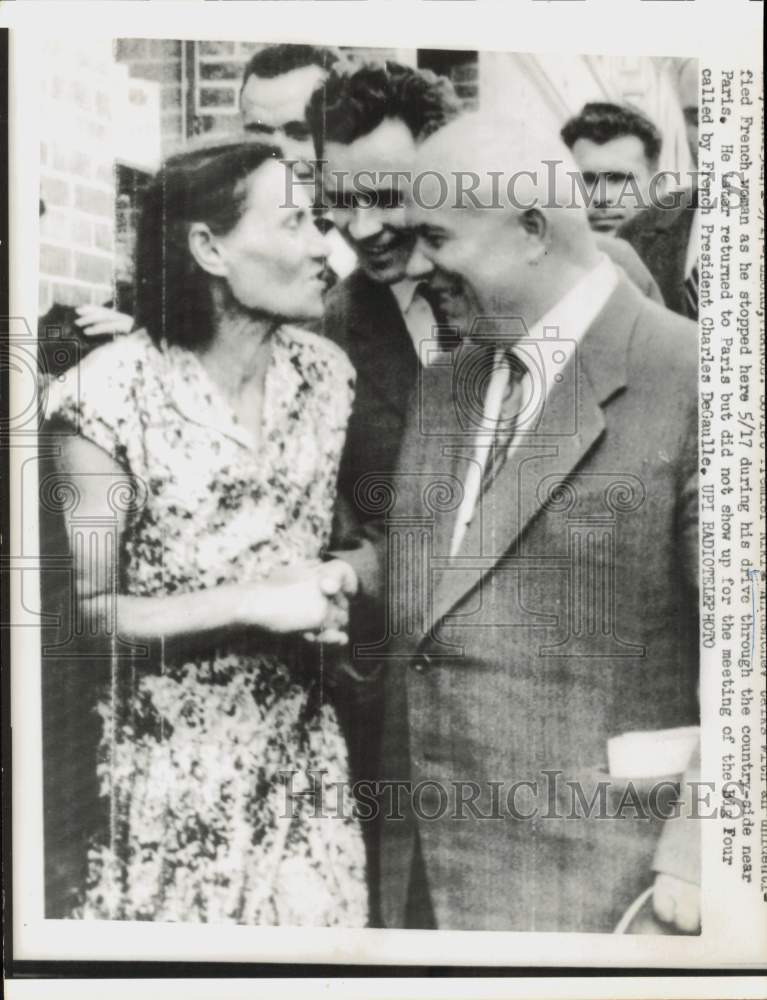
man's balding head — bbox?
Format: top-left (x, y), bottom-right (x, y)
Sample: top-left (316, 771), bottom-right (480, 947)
top-left (407, 112), bottom-right (598, 319)
top-left (414, 111), bottom-right (584, 209)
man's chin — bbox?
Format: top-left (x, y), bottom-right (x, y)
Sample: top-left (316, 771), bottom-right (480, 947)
top-left (358, 257), bottom-right (407, 286)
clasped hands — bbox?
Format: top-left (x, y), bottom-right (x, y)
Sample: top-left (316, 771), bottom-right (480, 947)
top-left (263, 558), bottom-right (358, 645)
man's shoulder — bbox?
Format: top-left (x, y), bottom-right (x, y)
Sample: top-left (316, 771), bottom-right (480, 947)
top-left (588, 278), bottom-right (695, 384)
top-left (599, 235), bottom-right (659, 300)
top-left (323, 268), bottom-right (395, 349)
top-left (629, 296), bottom-right (698, 384)
top-left (620, 192), bottom-right (695, 244)
top-left (325, 268), bottom-right (373, 313)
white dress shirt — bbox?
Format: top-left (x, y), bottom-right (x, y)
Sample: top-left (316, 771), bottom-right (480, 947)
top-left (391, 278), bottom-right (440, 363)
top-left (449, 254), bottom-right (620, 557)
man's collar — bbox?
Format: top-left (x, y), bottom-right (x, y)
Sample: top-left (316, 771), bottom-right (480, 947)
top-left (527, 253), bottom-right (619, 348)
top-left (390, 277), bottom-right (420, 315)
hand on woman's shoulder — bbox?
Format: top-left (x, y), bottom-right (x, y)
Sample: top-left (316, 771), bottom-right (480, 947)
top-left (44, 328), bottom-right (156, 435)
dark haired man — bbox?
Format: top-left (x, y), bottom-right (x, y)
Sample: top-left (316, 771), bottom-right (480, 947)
top-left (240, 43), bottom-right (341, 164)
top-left (308, 65), bottom-right (664, 534)
top-left (306, 62), bottom-right (464, 507)
top-left (561, 101), bottom-right (662, 235)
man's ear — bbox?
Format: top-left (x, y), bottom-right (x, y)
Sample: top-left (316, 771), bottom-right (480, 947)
top-left (519, 208), bottom-right (548, 263)
top-left (188, 223), bottom-right (229, 278)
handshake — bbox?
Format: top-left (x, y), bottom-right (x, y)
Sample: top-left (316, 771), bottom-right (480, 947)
top-left (258, 558), bottom-right (359, 645)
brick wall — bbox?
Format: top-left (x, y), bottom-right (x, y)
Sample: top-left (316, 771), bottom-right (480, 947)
top-left (418, 49), bottom-right (479, 110)
top-left (115, 38), bottom-right (184, 156)
top-left (191, 40), bottom-right (262, 136)
top-left (39, 38), bottom-right (117, 313)
top-left (448, 60), bottom-right (479, 109)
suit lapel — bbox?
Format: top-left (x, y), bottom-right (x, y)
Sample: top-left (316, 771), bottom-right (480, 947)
top-left (428, 278), bottom-right (645, 633)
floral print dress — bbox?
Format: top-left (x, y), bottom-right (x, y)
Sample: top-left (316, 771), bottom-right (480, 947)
top-left (47, 326), bottom-right (368, 926)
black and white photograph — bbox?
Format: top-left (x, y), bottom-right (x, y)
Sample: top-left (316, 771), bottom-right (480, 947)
top-left (2, 0), bottom-right (765, 983)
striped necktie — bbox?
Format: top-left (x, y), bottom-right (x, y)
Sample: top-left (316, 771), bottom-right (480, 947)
top-left (684, 261), bottom-right (699, 320)
top-left (450, 348), bottom-right (530, 558)
top-left (480, 350), bottom-right (529, 497)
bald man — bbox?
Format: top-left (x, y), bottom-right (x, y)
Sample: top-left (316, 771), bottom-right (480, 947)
top-left (370, 113), bottom-right (700, 933)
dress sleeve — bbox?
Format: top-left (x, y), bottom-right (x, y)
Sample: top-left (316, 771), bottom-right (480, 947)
top-left (44, 339), bottom-right (138, 467)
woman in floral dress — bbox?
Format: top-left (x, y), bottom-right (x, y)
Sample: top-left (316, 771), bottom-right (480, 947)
top-left (47, 140), bottom-right (368, 926)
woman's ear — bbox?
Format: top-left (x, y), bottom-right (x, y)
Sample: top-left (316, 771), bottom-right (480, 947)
top-left (188, 223), bottom-right (228, 278)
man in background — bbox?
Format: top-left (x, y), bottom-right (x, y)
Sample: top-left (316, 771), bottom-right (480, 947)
top-left (618, 60), bottom-right (699, 318)
top-left (561, 101), bottom-right (663, 236)
top-left (307, 61), bottom-right (464, 522)
top-left (240, 42), bottom-right (340, 164)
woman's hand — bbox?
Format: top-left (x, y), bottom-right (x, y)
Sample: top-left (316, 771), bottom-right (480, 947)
top-left (303, 559), bottom-right (359, 645)
top-left (239, 560), bottom-right (358, 643)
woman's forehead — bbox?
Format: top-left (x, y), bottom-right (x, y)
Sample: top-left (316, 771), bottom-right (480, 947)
top-left (241, 159), bottom-right (312, 215)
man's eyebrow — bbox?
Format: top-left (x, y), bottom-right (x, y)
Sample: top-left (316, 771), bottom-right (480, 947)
top-left (244, 121), bottom-right (277, 134)
top-left (282, 119), bottom-right (310, 134)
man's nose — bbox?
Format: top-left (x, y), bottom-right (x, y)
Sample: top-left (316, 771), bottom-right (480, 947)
top-left (405, 243), bottom-right (434, 280)
top-left (348, 207), bottom-right (383, 241)
top-left (595, 180), bottom-right (617, 207)
top-left (310, 226), bottom-right (330, 259)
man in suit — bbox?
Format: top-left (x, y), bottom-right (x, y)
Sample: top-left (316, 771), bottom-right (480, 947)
top-left (364, 112), bottom-right (700, 933)
top-left (561, 101), bottom-right (663, 236)
top-left (619, 60), bottom-right (699, 318)
top-left (307, 63), bottom-right (664, 537)
top-left (303, 65), bottom-right (671, 927)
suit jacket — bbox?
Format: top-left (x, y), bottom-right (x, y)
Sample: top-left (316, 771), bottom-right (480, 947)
top-left (372, 276), bottom-right (699, 932)
top-left (323, 236), bottom-right (663, 523)
top-left (618, 189), bottom-right (697, 317)
top-left (323, 269), bottom-right (419, 524)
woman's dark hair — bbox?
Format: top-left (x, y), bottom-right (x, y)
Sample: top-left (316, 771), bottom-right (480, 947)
top-left (306, 60), bottom-right (463, 158)
top-left (134, 139), bottom-right (282, 347)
